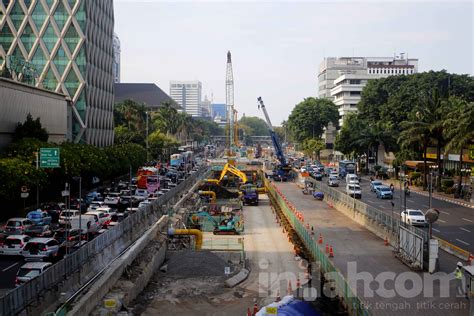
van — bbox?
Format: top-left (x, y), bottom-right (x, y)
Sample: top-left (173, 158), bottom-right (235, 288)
top-left (346, 174), bottom-right (359, 184)
top-left (69, 215), bottom-right (100, 234)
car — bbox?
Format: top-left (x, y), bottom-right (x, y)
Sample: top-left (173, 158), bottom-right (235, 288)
top-left (138, 201), bottom-right (151, 210)
top-left (4, 218), bottom-right (35, 235)
top-left (347, 178), bottom-right (359, 185)
top-left (135, 189), bottom-right (148, 198)
top-left (401, 209), bottom-right (427, 227)
top-left (84, 211), bottom-right (111, 227)
top-left (327, 176), bottom-right (339, 187)
top-left (95, 206), bottom-right (116, 217)
top-left (0, 235), bottom-right (31, 256)
top-left (370, 180), bottom-right (384, 192)
top-left (25, 225), bottom-right (53, 238)
top-left (26, 210), bottom-right (52, 226)
top-left (346, 184), bottom-right (362, 199)
top-left (69, 215), bottom-right (100, 234)
top-left (59, 209), bottom-right (81, 225)
top-left (346, 174), bottom-right (359, 184)
top-left (21, 238), bottom-right (61, 261)
top-left (104, 194), bottom-right (120, 206)
top-left (375, 186), bottom-right (393, 199)
top-left (310, 172), bottom-right (323, 181)
top-left (119, 189), bottom-right (131, 197)
top-left (87, 201), bottom-right (105, 212)
top-left (16, 262), bottom-right (52, 286)
top-left (53, 228), bottom-right (85, 243)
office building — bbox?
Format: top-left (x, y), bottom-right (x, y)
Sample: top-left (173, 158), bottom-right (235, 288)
top-left (210, 103), bottom-right (226, 119)
top-left (169, 81), bottom-right (202, 117)
top-left (200, 95), bottom-right (211, 117)
top-left (115, 83), bottom-right (178, 110)
top-left (113, 33), bottom-right (120, 83)
top-left (0, 0), bottom-right (115, 146)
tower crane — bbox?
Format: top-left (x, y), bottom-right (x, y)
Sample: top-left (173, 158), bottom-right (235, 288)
top-left (257, 97), bottom-right (291, 181)
top-left (226, 51), bottom-right (235, 156)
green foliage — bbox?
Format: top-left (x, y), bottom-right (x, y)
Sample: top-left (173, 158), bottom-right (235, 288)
top-left (0, 158), bottom-right (48, 200)
top-left (12, 113), bottom-right (49, 142)
top-left (114, 99), bottom-right (147, 131)
top-left (441, 179), bottom-right (454, 191)
top-left (238, 116), bottom-right (268, 136)
top-left (335, 113), bottom-right (364, 156)
top-left (114, 125), bottom-right (145, 146)
top-left (302, 138), bottom-right (325, 160)
top-left (147, 130), bottom-right (179, 159)
top-left (287, 97), bottom-right (338, 142)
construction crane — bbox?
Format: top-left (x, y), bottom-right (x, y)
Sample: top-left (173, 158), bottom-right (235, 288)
top-left (226, 51), bottom-right (235, 156)
top-left (257, 96), bottom-right (291, 181)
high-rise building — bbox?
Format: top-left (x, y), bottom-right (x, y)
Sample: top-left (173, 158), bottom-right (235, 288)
top-left (169, 81), bottom-right (202, 117)
top-left (318, 56), bottom-right (418, 144)
top-left (210, 103), bottom-right (226, 119)
top-left (112, 32), bottom-right (120, 83)
top-left (0, 0), bottom-right (115, 146)
top-left (200, 94), bottom-right (211, 118)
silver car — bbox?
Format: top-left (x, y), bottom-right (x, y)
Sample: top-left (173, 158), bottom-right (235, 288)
top-left (0, 235), bottom-right (31, 256)
top-left (16, 262), bottom-right (52, 286)
top-left (21, 238), bottom-right (60, 261)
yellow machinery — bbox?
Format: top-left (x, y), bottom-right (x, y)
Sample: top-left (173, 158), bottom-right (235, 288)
top-left (198, 190), bottom-right (216, 203)
top-left (205, 163), bottom-right (248, 185)
top-left (168, 228), bottom-right (203, 250)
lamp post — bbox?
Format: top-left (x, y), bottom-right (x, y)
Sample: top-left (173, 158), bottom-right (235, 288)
top-left (146, 111), bottom-right (149, 162)
top-left (73, 176), bottom-right (82, 238)
top-left (429, 165), bottom-right (439, 208)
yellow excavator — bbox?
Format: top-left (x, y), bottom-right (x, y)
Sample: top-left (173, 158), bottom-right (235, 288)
top-left (205, 163), bottom-right (248, 185)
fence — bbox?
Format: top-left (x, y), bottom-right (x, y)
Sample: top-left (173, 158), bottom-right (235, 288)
top-left (304, 178), bottom-right (429, 242)
top-left (0, 167), bottom-right (210, 316)
top-left (265, 180), bottom-right (369, 316)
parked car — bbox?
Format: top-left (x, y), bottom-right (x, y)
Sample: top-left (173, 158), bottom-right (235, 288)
top-left (346, 184), bottom-right (362, 199)
top-left (401, 209), bottom-right (427, 227)
top-left (4, 218), bottom-right (35, 235)
top-left (16, 262), bottom-right (52, 286)
top-left (25, 225), bottom-right (53, 238)
top-left (370, 180), bottom-right (384, 192)
top-left (21, 238), bottom-right (61, 261)
top-left (327, 176), bottom-right (339, 187)
top-left (375, 186), bottom-right (393, 199)
top-left (26, 210), bottom-right (52, 226)
top-left (59, 209), bottom-right (81, 225)
top-left (53, 228), bottom-right (84, 243)
top-left (0, 235), bottom-right (31, 256)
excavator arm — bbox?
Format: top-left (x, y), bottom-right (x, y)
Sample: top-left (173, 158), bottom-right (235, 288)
top-left (217, 163), bottom-right (247, 184)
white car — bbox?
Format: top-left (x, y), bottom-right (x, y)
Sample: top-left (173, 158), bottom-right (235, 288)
top-left (87, 201), bottom-right (105, 212)
top-left (0, 235), bottom-right (31, 255)
top-left (346, 174), bottom-right (359, 183)
top-left (401, 209), bottom-right (427, 227)
top-left (95, 206), bottom-right (116, 217)
top-left (327, 176), bottom-right (339, 187)
top-left (138, 201), bottom-right (151, 210)
top-left (59, 209), bottom-right (81, 225)
top-left (85, 211), bottom-right (111, 227)
top-left (104, 194), bottom-right (120, 206)
top-left (135, 189), bottom-right (148, 198)
top-left (21, 238), bottom-right (60, 261)
top-left (16, 262), bottom-right (52, 286)
top-left (69, 215), bottom-right (100, 234)
top-left (346, 184), bottom-right (362, 199)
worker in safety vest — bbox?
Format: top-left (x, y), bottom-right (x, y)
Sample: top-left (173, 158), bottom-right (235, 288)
top-left (454, 262), bottom-right (466, 297)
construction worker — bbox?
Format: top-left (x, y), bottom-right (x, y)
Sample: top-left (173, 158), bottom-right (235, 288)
top-left (454, 262), bottom-right (466, 297)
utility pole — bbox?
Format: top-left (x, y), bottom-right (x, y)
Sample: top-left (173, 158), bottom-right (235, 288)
top-left (35, 151), bottom-right (39, 208)
top-left (146, 111), bottom-right (149, 162)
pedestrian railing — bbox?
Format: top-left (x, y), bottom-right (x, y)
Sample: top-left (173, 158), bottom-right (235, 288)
top-left (265, 180), bottom-right (370, 316)
top-left (0, 167), bottom-right (210, 316)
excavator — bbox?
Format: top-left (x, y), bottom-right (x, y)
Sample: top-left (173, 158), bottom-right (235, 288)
top-left (205, 163), bottom-right (248, 185)
top-left (189, 211), bottom-right (240, 235)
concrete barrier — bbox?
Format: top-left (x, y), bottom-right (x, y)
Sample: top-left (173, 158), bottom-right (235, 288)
top-left (68, 216), bottom-right (168, 316)
top-left (435, 237), bottom-right (470, 261)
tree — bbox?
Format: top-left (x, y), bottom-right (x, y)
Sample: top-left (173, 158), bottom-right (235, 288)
top-left (114, 100), bottom-right (147, 131)
top-left (147, 131), bottom-right (180, 160)
top-left (335, 113), bottom-right (364, 157)
top-left (302, 138), bottom-right (325, 161)
top-left (287, 97), bottom-right (338, 142)
top-left (238, 116), bottom-right (269, 136)
top-left (443, 97), bottom-right (474, 196)
top-left (12, 114), bottom-right (49, 142)
top-left (114, 125), bottom-right (145, 146)
top-left (0, 157), bottom-right (47, 200)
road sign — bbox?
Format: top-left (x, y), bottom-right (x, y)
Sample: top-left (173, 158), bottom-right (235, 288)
top-left (20, 192), bottom-right (29, 198)
top-left (265, 307), bottom-right (277, 314)
top-left (40, 148), bottom-right (60, 168)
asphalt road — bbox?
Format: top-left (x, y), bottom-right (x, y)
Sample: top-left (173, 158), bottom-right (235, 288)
top-left (0, 256), bottom-right (24, 290)
top-left (328, 176), bottom-right (474, 254)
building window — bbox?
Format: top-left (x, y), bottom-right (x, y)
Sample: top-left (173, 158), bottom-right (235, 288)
top-left (349, 79), bottom-right (361, 84)
top-left (350, 91), bottom-right (361, 96)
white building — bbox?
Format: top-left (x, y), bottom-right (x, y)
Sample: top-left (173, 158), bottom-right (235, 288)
top-left (200, 95), bottom-right (211, 117)
top-left (318, 56), bottom-right (418, 141)
top-left (170, 81), bottom-right (202, 117)
top-left (113, 33), bottom-right (121, 83)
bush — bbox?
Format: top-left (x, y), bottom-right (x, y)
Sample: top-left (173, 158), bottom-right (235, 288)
top-left (441, 179), bottom-right (454, 191)
top-left (410, 171), bottom-right (422, 181)
top-left (445, 187), bottom-right (456, 195)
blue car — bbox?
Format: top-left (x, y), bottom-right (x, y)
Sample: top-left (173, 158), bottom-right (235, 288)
top-left (26, 210), bottom-right (52, 226)
top-left (375, 186), bottom-right (393, 199)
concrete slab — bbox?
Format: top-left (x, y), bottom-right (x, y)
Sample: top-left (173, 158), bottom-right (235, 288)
top-left (275, 182), bottom-right (470, 316)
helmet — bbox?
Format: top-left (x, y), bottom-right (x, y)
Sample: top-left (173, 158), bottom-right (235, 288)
top-left (457, 262), bottom-right (463, 267)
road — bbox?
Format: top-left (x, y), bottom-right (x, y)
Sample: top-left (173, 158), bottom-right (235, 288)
top-left (0, 257), bottom-right (24, 291)
top-left (328, 176), bottom-right (474, 253)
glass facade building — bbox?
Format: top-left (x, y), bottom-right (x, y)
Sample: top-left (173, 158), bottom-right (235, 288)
top-left (0, 0), bottom-right (115, 146)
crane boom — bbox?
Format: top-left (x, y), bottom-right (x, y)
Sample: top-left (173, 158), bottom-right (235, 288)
top-left (257, 97), bottom-right (287, 166)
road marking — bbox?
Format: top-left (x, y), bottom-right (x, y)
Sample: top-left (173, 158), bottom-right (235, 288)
top-left (455, 239), bottom-right (470, 246)
top-left (460, 227), bottom-right (471, 233)
top-left (462, 218), bottom-right (474, 223)
top-left (432, 228), bottom-right (441, 233)
top-left (440, 211), bottom-right (450, 215)
top-left (2, 262), bottom-right (19, 272)
top-left (437, 219), bottom-right (447, 223)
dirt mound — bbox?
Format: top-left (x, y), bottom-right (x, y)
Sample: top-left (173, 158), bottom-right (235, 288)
top-left (165, 250), bottom-right (230, 277)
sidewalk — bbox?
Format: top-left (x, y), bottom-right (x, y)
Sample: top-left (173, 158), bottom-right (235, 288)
top-left (274, 181), bottom-right (470, 316)
top-left (381, 177), bottom-right (473, 209)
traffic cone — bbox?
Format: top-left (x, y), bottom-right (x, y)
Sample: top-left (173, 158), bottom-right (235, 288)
top-left (325, 243), bottom-right (329, 254)
top-left (384, 236), bottom-right (389, 246)
top-left (329, 246), bottom-right (334, 258)
top-left (287, 280), bottom-right (293, 294)
top-left (467, 253), bottom-right (474, 265)
top-left (252, 303), bottom-right (258, 315)
top-left (296, 278), bottom-right (301, 288)
top-left (276, 289), bottom-right (281, 302)
top-left (247, 307), bottom-right (251, 316)
top-left (318, 234), bottom-right (323, 244)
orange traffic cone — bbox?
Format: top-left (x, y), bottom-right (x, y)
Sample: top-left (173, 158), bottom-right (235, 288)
top-left (329, 246), bottom-right (334, 258)
top-left (384, 236), bottom-right (389, 246)
top-left (325, 243), bottom-right (329, 254)
top-left (318, 234), bottom-right (323, 244)
top-left (247, 307), bottom-right (251, 316)
top-left (287, 280), bottom-right (293, 295)
top-left (252, 303), bottom-right (258, 315)
top-left (296, 278), bottom-right (301, 288)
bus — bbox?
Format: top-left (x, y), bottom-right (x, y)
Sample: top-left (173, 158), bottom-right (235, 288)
top-left (338, 160), bottom-right (356, 179)
top-left (146, 175), bottom-right (160, 193)
top-left (170, 154), bottom-right (183, 167)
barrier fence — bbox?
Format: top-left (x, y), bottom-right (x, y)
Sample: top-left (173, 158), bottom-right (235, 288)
top-left (265, 179), bottom-right (370, 316)
top-left (0, 167), bottom-right (210, 316)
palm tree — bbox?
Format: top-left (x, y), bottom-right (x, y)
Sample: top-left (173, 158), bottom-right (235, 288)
top-left (443, 97), bottom-right (474, 197)
top-left (355, 123), bottom-right (393, 174)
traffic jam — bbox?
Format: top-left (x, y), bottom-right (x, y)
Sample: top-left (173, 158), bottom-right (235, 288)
top-left (0, 149), bottom-right (203, 289)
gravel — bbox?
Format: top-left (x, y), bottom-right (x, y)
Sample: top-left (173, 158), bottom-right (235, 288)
top-left (165, 250), bottom-right (231, 277)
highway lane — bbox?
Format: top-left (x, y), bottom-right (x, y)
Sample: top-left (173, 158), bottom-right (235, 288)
top-left (323, 176), bottom-right (474, 254)
top-left (0, 256), bottom-right (24, 290)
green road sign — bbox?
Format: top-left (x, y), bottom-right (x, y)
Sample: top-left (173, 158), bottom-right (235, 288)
top-left (40, 148), bottom-right (60, 168)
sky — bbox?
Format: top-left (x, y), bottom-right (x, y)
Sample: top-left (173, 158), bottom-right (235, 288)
top-left (114, 0), bottom-right (473, 125)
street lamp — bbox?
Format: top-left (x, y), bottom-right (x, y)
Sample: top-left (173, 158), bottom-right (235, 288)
top-left (145, 111), bottom-right (149, 162)
top-left (72, 176), bottom-right (82, 240)
top-left (428, 165), bottom-right (438, 208)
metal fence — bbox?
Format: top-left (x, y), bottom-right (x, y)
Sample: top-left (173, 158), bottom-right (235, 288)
top-left (304, 178), bottom-right (429, 242)
top-left (266, 180), bottom-right (369, 316)
top-left (0, 167), bottom-right (210, 316)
